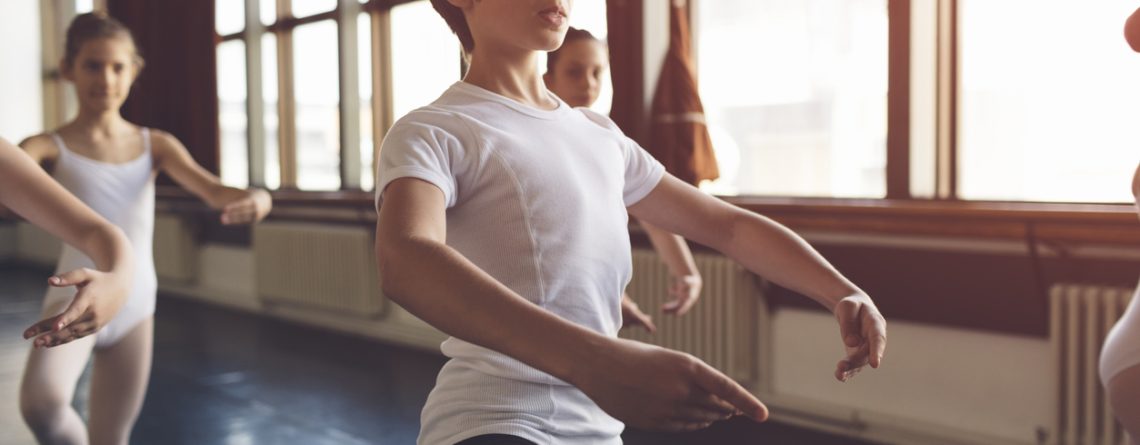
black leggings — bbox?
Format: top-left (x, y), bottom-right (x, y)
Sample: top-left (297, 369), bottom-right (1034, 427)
top-left (455, 434), bottom-right (537, 445)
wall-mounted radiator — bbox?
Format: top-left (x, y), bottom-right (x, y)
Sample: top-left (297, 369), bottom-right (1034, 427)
top-left (1050, 283), bottom-right (1136, 445)
top-left (621, 249), bottom-right (766, 386)
top-left (253, 222), bottom-right (385, 317)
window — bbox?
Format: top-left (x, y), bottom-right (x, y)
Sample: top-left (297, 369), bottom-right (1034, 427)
top-left (359, 13), bottom-right (375, 190)
top-left (215, 0), bottom-right (464, 191)
top-left (958, 0), bottom-right (1140, 203)
top-left (390, 1), bottom-right (463, 120)
top-left (217, 40), bottom-right (249, 187)
top-left (291, 0), bottom-right (337, 17)
top-left (75, 0), bottom-right (94, 14)
top-left (292, 21), bottom-right (341, 191)
top-left (696, 0), bottom-right (889, 197)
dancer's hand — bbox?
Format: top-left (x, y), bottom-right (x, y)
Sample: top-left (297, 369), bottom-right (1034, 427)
top-left (221, 188), bottom-right (272, 225)
top-left (621, 294), bottom-right (656, 333)
top-left (832, 293), bottom-right (888, 382)
top-left (23, 267), bottom-right (130, 348)
top-left (573, 337), bottom-right (768, 432)
top-left (662, 273), bottom-right (702, 315)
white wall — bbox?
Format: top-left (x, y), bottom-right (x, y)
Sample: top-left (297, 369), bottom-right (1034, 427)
top-left (0, 0), bottom-right (43, 139)
top-left (769, 308), bottom-right (1053, 444)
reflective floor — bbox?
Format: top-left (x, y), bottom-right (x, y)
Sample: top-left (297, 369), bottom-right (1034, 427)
top-left (0, 266), bottom-right (870, 445)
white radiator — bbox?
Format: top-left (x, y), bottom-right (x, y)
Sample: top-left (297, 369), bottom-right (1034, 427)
top-left (253, 222), bottom-right (385, 317)
top-left (1050, 283), bottom-right (1136, 445)
top-left (621, 249), bottom-right (765, 385)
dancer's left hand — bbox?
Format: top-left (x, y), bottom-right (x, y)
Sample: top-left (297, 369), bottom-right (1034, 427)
top-left (662, 273), bottom-right (702, 315)
top-left (221, 189), bottom-right (272, 225)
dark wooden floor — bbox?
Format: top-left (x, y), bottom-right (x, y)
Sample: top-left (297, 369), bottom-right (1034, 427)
top-left (0, 265), bottom-right (871, 444)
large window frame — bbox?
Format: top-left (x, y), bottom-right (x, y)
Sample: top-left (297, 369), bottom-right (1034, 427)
top-left (216, 0), bottom-right (444, 192)
top-left (691, 0), bottom-right (1136, 207)
top-left (210, 0), bottom-right (1135, 222)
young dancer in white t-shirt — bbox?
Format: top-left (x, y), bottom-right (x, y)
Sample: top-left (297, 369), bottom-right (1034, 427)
top-left (375, 2), bottom-right (888, 444)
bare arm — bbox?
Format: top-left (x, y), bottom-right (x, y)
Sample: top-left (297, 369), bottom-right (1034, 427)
top-left (152, 131), bottom-right (271, 225)
top-left (0, 135), bottom-right (59, 219)
top-left (640, 220), bottom-right (702, 314)
top-left (0, 138), bottom-right (133, 347)
top-left (629, 175), bottom-right (888, 377)
top-left (376, 177), bottom-right (767, 431)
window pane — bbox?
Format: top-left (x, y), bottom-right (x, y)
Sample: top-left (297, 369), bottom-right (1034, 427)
top-left (216, 0), bottom-right (245, 35)
top-left (696, 0), bottom-right (888, 197)
top-left (568, 0), bottom-right (611, 114)
top-left (391, 1), bottom-right (462, 119)
top-left (293, 21), bottom-right (341, 191)
top-left (291, 0), bottom-right (336, 17)
top-left (262, 0), bottom-right (277, 25)
top-left (263, 33), bottom-right (281, 190)
top-left (959, 1), bottom-right (1139, 202)
top-left (217, 40), bottom-right (249, 187)
top-left (359, 13), bottom-right (375, 190)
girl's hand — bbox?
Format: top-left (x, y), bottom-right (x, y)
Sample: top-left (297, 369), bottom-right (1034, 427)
top-left (23, 267), bottom-right (130, 348)
top-left (220, 189), bottom-right (272, 225)
top-left (621, 294), bottom-right (657, 333)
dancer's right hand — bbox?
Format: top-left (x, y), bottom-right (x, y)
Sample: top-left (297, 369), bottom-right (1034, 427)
top-left (572, 337), bottom-right (768, 432)
top-left (23, 267), bottom-right (130, 348)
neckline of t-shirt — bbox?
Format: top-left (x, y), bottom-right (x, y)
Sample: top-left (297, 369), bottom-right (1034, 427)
top-left (452, 81), bottom-right (569, 120)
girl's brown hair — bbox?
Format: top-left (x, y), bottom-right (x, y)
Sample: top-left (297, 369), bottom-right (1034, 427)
top-left (63, 12), bottom-right (145, 70)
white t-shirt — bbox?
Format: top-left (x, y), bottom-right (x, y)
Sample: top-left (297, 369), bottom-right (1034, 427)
top-left (377, 81), bottom-right (665, 445)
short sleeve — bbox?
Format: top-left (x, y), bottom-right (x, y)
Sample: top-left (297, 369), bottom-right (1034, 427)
top-left (375, 112), bottom-right (463, 211)
top-left (576, 108), bottom-right (666, 206)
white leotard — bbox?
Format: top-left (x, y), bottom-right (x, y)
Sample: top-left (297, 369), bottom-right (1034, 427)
top-left (1100, 278), bottom-right (1140, 386)
top-left (42, 129), bottom-right (157, 348)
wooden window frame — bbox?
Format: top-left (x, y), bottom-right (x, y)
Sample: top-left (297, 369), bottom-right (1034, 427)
top-left (208, 0), bottom-right (1136, 225)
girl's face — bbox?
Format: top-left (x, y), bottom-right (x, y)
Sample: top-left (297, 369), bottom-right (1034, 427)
top-left (64, 36), bottom-right (139, 113)
top-left (545, 39), bottom-right (608, 108)
top-left (457, 0), bottom-right (574, 54)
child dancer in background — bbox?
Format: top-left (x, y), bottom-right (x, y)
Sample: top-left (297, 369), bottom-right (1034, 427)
top-left (17, 12), bottom-right (272, 445)
top-left (1098, 9), bottom-right (1140, 444)
top-left (544, 26), bottom-right (701, 333)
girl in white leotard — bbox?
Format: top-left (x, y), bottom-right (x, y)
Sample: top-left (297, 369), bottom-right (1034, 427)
top-left (1100, 10), bottom-right (1140, 444)
top-left (17, 13), bottom-right (272, 445)
top-left (1101, 160), bottom-right (1140, 443)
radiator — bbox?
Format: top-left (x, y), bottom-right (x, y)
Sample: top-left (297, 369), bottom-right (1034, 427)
top-left (253, 222), bottom-right (385, 317)
top-left (1050, 283), bottom-right (1136, 445)
top-left (620, 249), bottom-right (765, 385)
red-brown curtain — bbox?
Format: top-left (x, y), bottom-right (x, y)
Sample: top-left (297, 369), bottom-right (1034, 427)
top-left (606, 0), bottom-right (646, 144)
top-left (107, 0), bottom-right (220, 174)
top-left (646, 0), bottom-right (718, 185)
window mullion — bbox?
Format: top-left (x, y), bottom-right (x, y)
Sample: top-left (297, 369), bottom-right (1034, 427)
top-left (337, 0), bottom-right (362, 190)
top-left (245, 0), bottom-right (267, 187)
